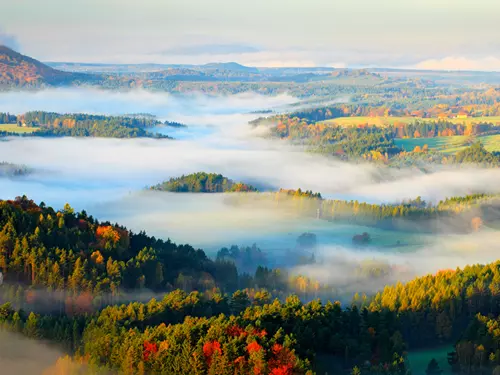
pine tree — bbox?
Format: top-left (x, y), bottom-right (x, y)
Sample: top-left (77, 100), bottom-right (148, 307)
top-left (426, 358), bottom-right (443, 375)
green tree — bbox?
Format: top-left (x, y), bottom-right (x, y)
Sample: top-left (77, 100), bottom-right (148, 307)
top-left (426, 358), bottom-right (443, 375)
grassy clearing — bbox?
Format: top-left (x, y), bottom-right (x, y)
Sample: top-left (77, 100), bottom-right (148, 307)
top-left (320, 115), bottom-right (500, 127)
top-left (478, 134), bottom-right (500, 152)
top-left (395, 134), bottom-right (500, 154)
top-left (0, 124), bottom-right (39, 134)
top-left (447, 116), bottom-right (500, 126)
top-left (395, 136), bottom-right (471, 154)
top-left (321, 116), bottom-right (413, 127)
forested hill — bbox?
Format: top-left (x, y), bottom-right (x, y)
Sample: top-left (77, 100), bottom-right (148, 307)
top-left (0, 45), bottom-right (94, 87)
top-left (2, 220), bottom-right (500, 375)
top-left (226, 189), bottom-right (496, 233)
top-left (0, 196), bottom-right (237, 294)
top-left (4, 196), bottom-right (500, 374)
top-left (150, 172), bottom-right (258, 192)
top-left (0, 111), bottom-right (173, 139)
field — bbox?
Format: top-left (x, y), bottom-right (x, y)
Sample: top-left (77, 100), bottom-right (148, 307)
top-left (395, 134), bottom-right (500, 154)
top-left (477, 134), bottom-right (500, 152)
top-left (395, 136), bottom-right (471, 154)
top-left (0, 123), bottom-right (39, 134)
top-left (321, 116), bottom-right (414, 127)
top-left (320, 115), bottom-right (500, 127)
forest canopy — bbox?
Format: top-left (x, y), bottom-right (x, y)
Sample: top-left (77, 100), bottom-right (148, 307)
top-left (150, 172), bottom-right (258, 193)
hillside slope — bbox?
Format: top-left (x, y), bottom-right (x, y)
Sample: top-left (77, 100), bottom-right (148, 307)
top-left (0, 45), bottom-right (92, 87)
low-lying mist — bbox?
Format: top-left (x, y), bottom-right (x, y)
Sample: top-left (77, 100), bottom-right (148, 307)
top-left (0, 88), bottom-right (296, 125)
top-left (0, 330), bottom-right (97, 375)
top-left (292, 229), bottom-right (500, 298)
top-left (3, 136), bottom-right (500, 206)
top-left (2, 89), bottom-right (500, 299)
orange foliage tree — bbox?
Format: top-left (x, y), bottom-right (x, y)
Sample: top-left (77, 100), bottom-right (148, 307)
top-left (143, 340), bottom-right (158, 362)
top-left (203, 340), bottom-right (222, 365)
top-left (96, 225), bottom-right (121, 250)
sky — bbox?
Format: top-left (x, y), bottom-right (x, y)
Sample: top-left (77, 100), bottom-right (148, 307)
top-left (1, 0), bottom-right (500, 70)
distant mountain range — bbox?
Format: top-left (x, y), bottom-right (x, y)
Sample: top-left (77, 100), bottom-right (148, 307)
top-left (46, 60), bottom-right (334, 76)
top-left (6, 45), bottom-right (496, 89)
top-left (0, 47), bottom-right (343, 87)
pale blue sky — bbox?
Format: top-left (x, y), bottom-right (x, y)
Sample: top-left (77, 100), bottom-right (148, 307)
top-left (2, 0), bottom-right (499, 69)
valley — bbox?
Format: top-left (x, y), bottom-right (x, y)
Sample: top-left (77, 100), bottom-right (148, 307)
top-left (1, 10), bottom-right (500, 373)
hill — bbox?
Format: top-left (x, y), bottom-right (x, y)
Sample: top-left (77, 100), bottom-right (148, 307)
top-left (150, 172), bottom-right (258, 192)
top-left (0, 195), bottom-right (233, 293)
top-left (202, 62), bottom-right (259, 73)
top-left (0, 45), bottom-right (92, 87)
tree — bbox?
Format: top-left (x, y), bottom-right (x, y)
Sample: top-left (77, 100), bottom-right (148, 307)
top-left (63, 203), bottom-right (74, 215)
top-left (426, 358), bottom-right (443, 375)
top-left (24, 312), bottom-right (39, 338)
top-left (230, 290), bottom-right (250, 315)
top-left (69, 258), bottom-right (85, 291)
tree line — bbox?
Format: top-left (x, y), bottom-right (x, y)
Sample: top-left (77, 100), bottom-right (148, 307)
top-left (150, 172), bottom-right (258, 193)
top-left (3, 195), bottom-right (500, 374)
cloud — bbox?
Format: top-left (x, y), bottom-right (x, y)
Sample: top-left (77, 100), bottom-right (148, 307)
top-left (291, 229), bottom-right (500, 299)
top-left (159, 43), bottom-right (261, 56)
top-left (1, 90), bottom-right (500, 206)
top-left (3, 137), bottom-right (500, 251)
top-left (0, 330), bottom-right (67, 375)
top-left (347, 167), bottom-right (500, 203)
top-left (2, 89), bottom-right (500, 262)
top-left (0, 88), bottom-right (296, 123)
top-left (412, 56), bottom-right (500, 72)
top-left (4, 0), bottom-right (500, 67)
top-left (0, 329), bottom-right (113, 375)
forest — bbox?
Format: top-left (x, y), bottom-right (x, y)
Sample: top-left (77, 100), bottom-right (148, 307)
top-left (222, 188), bottom-right (497, 234)
top-left (150, 173), bottom-right (258, 193)
top-left (0, 111), bottom-right (177, 138)
top-left (3, 40), bottom-right (500, 375)
top-left (255, 113), bottom-right (500, 166)
top-left (1, 196), bottom-right (500, 374)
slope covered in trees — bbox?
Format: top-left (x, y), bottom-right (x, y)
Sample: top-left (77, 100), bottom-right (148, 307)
top-left (0, 111), bottom-right (173, 139)
top-left (257, 114), bottom-right (500, 166)
top-left (225, 189), bottom-right (498, 233)
top-left (6, 254), bottom-right (500, 374)
top-left (0, 45), bottom-right (92, 87)
top-left (0, 196), bottom-right (239, 295)
top-left (151, 172), bottom-right (258, 193)
top-left (3, 196), bottom-right (500, 374)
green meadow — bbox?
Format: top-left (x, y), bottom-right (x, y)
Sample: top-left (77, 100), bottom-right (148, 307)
top-left (395, 134), bottom-right (500, 154)
top-left (320, 115), bottom-right (500, 128)
top-left (0, 123), bottom-right (39, 134)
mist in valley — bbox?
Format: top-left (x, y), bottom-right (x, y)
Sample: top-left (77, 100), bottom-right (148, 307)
top-left (0, 330), bottom-right (108, 375)
top-left (1, 88), bottom-right (500, 299)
